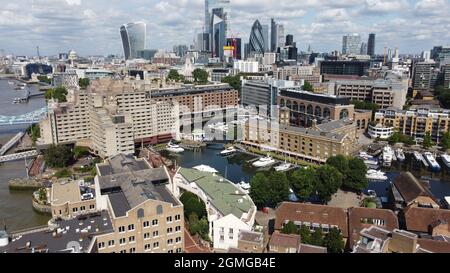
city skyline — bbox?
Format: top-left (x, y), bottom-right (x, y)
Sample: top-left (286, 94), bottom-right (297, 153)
top-left (0, 0), bottom-right (449, 56)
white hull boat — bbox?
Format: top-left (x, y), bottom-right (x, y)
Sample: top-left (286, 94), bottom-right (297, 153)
top-left (395, 149), bottom-right (406, 162)
top-left (220, 146), bottom-right (237, 156)
top-left (424, 152), bottom-right (440, 172)
top-left (366, 170), bottom-right (388, 181)
top-left (441, 154), bottom-right (450, 169)
top-left (274, 162), bottom-right (292, 172)
top-left (252, 156), bottom-right (276, 168)
top-left (166, 142), bottom-right (184, 153)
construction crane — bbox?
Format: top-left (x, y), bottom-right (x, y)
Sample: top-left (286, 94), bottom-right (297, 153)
top-left (228, 32), bottom-right (240, 60)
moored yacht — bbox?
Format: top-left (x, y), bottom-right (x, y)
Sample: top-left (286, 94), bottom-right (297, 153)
top-left (274, 162), bottom-right (292, 172)
top-left (237, 181), bottom-right (251, 194)
top-left (441, 154), bottom-right (450, 169)
top-left (166, 141), bottom-right (184, 153)
top-left (382, 146), bottom-right (393, 167)
top-left (220, 146), bottom-right (237, 156)
top-left (366, 170), bottom-right (388, 181)
top-left (252, 156), bottom-right (276, 168)
top-left (395, 149), bottom-right (405, 162)
top-left (424, 152), bottom-right (441, 172)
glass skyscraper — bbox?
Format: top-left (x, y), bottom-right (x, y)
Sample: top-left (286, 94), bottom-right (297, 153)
top-left (120, 22), bottom-right (146, 60)
top-left (249, 20), bottom-right (266, 55)
top-left (367, 33), bottom-right (376, 57)
top-left (342, 33), bottom-right (361, 55)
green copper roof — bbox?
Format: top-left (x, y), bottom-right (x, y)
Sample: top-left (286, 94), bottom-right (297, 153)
top-left (178, 167), bottom-right (254, 219)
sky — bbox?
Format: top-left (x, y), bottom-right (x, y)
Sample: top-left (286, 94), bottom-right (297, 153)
top-left (0, 0), bottom-right (449, 56)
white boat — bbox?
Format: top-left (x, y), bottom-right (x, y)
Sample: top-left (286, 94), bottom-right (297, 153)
top-left (193, 165), bottom-right (218, 173)
top-left (366, 170), bottom-right (388, 181)
top-left (382, 146), bottom-right (393, 167)
top-left (441, 154), bottom-right (450, 169)
top-left (274, 162), bottom-right (292, 172)
top-left (237, 181), bottom-right (251, 194)
top-left (252, 156), bottom-right (276, 168)
top-left (367, 190), bottom-right (377, 198)
top-left (220, 146), bottom-right (237, 156)
top-left (166, 142), bottom-right (184, 153)
top-left (424, 152), bottom-right (441, 172)
top-left (395, 149), bottom-right (406, 162)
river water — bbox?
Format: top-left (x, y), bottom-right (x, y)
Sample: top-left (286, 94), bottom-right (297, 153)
top-left (0, 79), bottom-right (49, 231)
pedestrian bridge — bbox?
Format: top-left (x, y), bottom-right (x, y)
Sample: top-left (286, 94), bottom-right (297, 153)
top-left (0, 107), bottom-right (47, 126)
top-left (0, 150), bottom-right (38, 163)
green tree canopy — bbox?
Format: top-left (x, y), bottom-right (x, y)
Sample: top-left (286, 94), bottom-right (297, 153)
top-left (249, 171), bottom-right (290, 208)
top-left (267, 172), bottom-right (290, 207)
top-left (315, 165), bottom-right (343, 203)
top-left (167, 69), bottom-right (185, 82)
top-left (436, 85), bottom-right (450, 108)
top-left (45, 86), bottom-right (68, 102)
top-left (423, 132), bottom-right (434, 148)
top-left (299, 225), bottom-right (311, 244)
top-left (310, 229), bottom-right (324, 246)
top-left (388, 131), bottom-right (415, 145)
top-left (326, 155), bottom-right (349, 175)
top-left (73, 146), bottom-right (90, 159)
top-left (78, 78), bottom-right (90, 89)
top-left (350, 100), bottom-right (380, 112)
top-left (180, 191), bottom-right (207, 219)
top-left (27, 124), bottom-right (40, 145)
top-left (324, 228), bottom-right (344, 253)
top-left (303, 81), bottom-right (314, 92)
top-left (290, 167), bottom-right (317, 199)
top-left (221, 75), bottom-right (241, 91)
top-left (281, 221), bottom-right (299, 235)
top-left (192, 68), bottom-right (209, 84)
top-left (344, 157), bottom-right (368, 192)
top-left (44, 145), bottom-right (73, 168)
top-left (440, 132), bottom-right (450, 151)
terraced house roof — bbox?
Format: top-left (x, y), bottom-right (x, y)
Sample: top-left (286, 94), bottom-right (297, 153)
top-left (178, 168), bottom-right (254, 220)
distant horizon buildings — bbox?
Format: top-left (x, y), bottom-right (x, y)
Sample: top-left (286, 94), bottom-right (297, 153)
top-left (249, 20), bottom-right (266, 55)
top-left (120, 22), bottom-right (146, 60)
top-left (342, 33), bottom-right (361, 55)
top-left (367, 33), bottom-right (376, 57)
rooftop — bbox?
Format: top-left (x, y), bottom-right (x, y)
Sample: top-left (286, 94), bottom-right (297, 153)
top-left (393, 172), bottom-right (438, 205)
top-left (268, 231), bottom-right (301, 250)
top-left (0, 211), bottom-right (113, 253)
top-left (177, 168), bottom-right (254, 220)
top-left (238, 231), bottom-right (264, 245)
top-left (404, 207), bottom-right (450, 233)
top-left (298, 243), bottom-right (328, 253)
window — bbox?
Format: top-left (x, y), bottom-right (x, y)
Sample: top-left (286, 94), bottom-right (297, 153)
top-left (89, 204), bottom-right (95, 209)
top-left (153, 242), bottom-right (159, 248)
top-left (108, 240), bottom-right (115, 247)
top-left (120, 250), bottom-right (126, 253)
top-left (129, 236), bottom-right (135, 243)
top-left (137, 208), bottom-right (144, 218)
top-left (152, 219), bottom-right (158, 226)
top-left (144, 244), bottom-right (151, 251)
top-left (167, 227), bottom-right (173, 234)
top-left (119, 226), bottom-right (125, 233)
top-left (143, 221), bottom-right (150, 228)
top-left (176, 237), bottom-right (181, 243)
top-left (130, 247), bottom-right (136, 253)
top-left (128, 224), bottom-right (135, 231)
top-left (80, 206), bottom-right (85, 211)
top-left (156, 205), bottom-right (163, 215)
top-left (72, 208), bottom-right (78, 213)
top-left (176, 248), bottom-right (182, 253)
top-left (168, 250), bottom-right (174, 253)
top-left (167, 216), bottom-right (172, 222)
top-left (153, 230), bottom-right (159, 237)
top-left (175, 226), bottom-right (181, 232)
top-left (144, 232), bottom-right (150, 239)
top-left (167, 239), bottom-right (173, 245)
top-left (119, 238), bottom-right (126, 245)
top-left (98, 242), bottom-right (105, 249)
top-left (175, 214), bottom-right (181, 221)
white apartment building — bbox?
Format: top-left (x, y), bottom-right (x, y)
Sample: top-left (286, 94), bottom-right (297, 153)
top-left (233, 60), bottom-right (259, 73)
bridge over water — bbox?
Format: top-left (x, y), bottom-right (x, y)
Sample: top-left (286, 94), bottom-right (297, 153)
top-left (0, 107), bottom-right (48, 126)
top-left (0, 150), bottom-right (38, 163)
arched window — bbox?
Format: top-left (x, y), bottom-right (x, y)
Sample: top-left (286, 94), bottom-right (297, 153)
top-left (156, 205), bottom-right (163, 215)
top-left (299, 103), bottom-right (306, 113)
top-left (357, 120), bottom-right (361, 128)
top-left (280, 99), bottom-right (285, 107)
top-left (137, 208), bottom-right (144, 218)
top-left (307, 105), bottom-right (313, 115)
top-left (286, 100), bottom-right (292, 110)
top-left (323, 108), bottom-right (331, 119)
top-left (314, 106), bottom-right (322, 117)
top-left (340, 109), bottom-right (349, 119)
top-left (362, 120), bottom-right (366, 128)
top-left (293, 101), bottom-right (299, 112)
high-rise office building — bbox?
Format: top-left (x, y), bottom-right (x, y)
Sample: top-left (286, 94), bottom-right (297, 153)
top-left (270, 18), bottom-right (277, 52)
top-left (262, 24), bottom-right (269, 53)
top-left (212, 11), bottom-right (226, 60)
top-left (286, 34), bottom-right (294, 46)
top-left (342, 33), bottom-right (361, 55)
top-left (277, 25), bottom-right (285, 49)
top-left (360, 42), bottom-right (368, 55)
top-left (227, 38), bottom-right (242, 60)
top-left (173, 45), bottom-right (188, 57)
top-left (205, 0), bottom-right (230, 52)
top-left (120, 22), bottom-right (146, 60)
top-left (249, 20), bottom-right (266, 55)
top-left (367, 33), bottom-right (376, 57)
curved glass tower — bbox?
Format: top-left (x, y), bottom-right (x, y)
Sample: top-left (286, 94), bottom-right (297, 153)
top-left (120, 22), bottom-right (146, 60)
top-left (249, 20), bottom-right (265, 54)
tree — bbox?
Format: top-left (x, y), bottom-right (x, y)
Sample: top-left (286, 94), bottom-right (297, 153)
top-left (310, 229), bottom-right (324, 246)
top-left (440, 132), bottom-right (450, 151)
top-left (303, 81), bottom-right (314, 92)
top-left (281, 221), bottom-right (298, 235)
top-left (315, 165), bottom-right (343, 203)
top-left (27, 124), bottom-right (40, 144)
top-left (267, 172), bottom-right (290, 207)
top-left (423, 132), bottom-right (434, 148)
top-left (436, 85), bottom-right (450, 108)
top-left (74, 146), bottom-right (90, 159)
top-left (350, 100), bottom-right (380, 112)
top-left (324, 228), bottom-right (344, 253)
top-left (44, 145), bottom-right (73, 168)
top-left (192, 68), bottom-right (208, 84)
top-left (37, 75), bottom-right (51, 84)
top-left (290, 168), bottom-right (316, 199)
top-left (299, 225), bottom-right (311, 244)
top-left (249, 173), bottom-right (271, 208)
top-left (344, 157), bottom-right (368, 192)
top-left (167, 69), bottom-right (184, 82)
top-left (44, 86), bottom-right (68, 102)
top-left (326, 155), bottom-right (349, 175)
top-left (180, 192), bottom-right (207, 219)
top-left (221, 75), bottom-right (241, 91)
top-left (79, 78), bottom-right (90, 89)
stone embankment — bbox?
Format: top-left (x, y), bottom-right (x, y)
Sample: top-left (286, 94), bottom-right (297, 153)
top-left (8, 177), bottom-right (44, 190)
